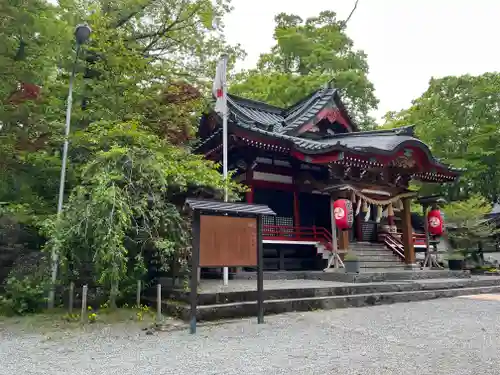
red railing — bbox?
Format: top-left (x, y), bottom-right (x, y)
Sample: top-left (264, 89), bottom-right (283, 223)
top-left (382, 233), bottom-right (405, 261)
top-left (262, 225), bottom-right (333, 250)
top-left (381, 232), bottom-right (429, 261)
top-left (263, 224), bottom-right (427, 257)
top-left (413, 233), bottom-right (427, 247)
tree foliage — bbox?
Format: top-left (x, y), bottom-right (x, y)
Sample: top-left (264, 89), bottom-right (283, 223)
top-left (443, 195), bottom-right (498, 251)
top-left (43, 121), bottom-right (243, 305)
top-left (229, 11), bottom-right (378, 129)
top-left (0, 0), bottom-right (244, 306)
top-left (382, 73), bottom-right (500, 203)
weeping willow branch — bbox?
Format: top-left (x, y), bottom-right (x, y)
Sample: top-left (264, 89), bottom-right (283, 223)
top-left (42, 121), bottom-right (246, 304)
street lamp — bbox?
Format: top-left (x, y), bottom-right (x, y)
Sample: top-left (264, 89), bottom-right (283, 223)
top-left (48, 24), bottom-right (92, 309)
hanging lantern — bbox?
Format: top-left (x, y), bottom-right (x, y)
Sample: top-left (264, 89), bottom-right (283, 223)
top-left (333, 199), bottom-right (354, 230)
top-left (427, 209), bottom-right (444, 236)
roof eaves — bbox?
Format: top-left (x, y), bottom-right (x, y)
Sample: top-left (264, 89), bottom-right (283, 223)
top-left (185, 198), bottom-right (276, 216)
top-left (192, 127), bottom-right (223, 152)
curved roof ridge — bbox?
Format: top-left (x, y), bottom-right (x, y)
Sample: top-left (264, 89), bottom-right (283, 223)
top-left (278, 91), bottom-right (331, 134)
top-left (327, 125), bottom-right (416, 138)
top-left (283, 88), bottom-right (330, 115)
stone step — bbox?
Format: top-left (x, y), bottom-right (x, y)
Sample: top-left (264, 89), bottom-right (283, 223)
top-left (351, 248), bottom-right (389, 253)
top-left (162, 283), bottom-right (500, 322)
top-left (350, 245), bottom-right (388, 251)
top-left (359, 261), bottom-right (405, 268)
top-left (355, 253), bottom-right (398, 261)
top-left (159, 276), bottom-right (500, 306)
top-left (358, 258), bottom-right (402, 262)
top-left (350, 242), bottom-right (385, 248)
top-left (231, 269), bottom-right (472, 282)
top-left (357, 259), bottom-right (401, 264)
top-left (352, 250), bottom-right (394, 256)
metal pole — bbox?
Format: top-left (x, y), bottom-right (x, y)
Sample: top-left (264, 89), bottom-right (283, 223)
top-left (221, 54), bottom-right (229, 286)
top-left (48, 44), bottom-right (81, 309)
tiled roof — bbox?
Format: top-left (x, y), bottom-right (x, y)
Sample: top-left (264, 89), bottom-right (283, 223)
top-left (185, 199), bottom-right (276, 216)
top-left (232, 122), bottom-right (462, 173)
top-left (227, 87), bottom-right (353, 135)
top-left (227, 96), bottom-right (284, 129)
top-left (279, 89), bottom-right (338, 134)
top-left (198, 86), bottom-right (462, 175)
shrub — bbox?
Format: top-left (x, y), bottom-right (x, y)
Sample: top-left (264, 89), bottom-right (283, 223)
top-left (0, 274), bottom-right (49, 316)
top-left (447, 252), bottom-right (465, 261)
top-left (343, 252), bottom-right (359, 261)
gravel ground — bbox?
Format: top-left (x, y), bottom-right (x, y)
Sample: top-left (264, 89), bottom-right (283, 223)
top-left (1, 296), bottom-right (500, 375)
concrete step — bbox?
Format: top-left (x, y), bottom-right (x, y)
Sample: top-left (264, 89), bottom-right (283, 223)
top-left (162, 283), bottom-right (500, 322)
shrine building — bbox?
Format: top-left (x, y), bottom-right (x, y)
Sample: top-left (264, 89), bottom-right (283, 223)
top-left (195, 84), bottom-right (461, 272)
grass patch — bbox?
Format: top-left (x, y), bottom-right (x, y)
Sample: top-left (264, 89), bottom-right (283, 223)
top-left (0, 305), bottom-right (179, 335)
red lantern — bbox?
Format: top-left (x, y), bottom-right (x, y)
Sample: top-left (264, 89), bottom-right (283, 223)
top-left (427, 209), bottom-right (444, 236)
top-left (333, 199), bottom-right (354, 230)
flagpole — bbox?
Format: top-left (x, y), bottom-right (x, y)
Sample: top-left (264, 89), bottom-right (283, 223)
top-left (221, 54), bottom-right (229, 286)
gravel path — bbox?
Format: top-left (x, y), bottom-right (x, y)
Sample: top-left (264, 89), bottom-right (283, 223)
top-left (1, 296), bottom-right (500, 375)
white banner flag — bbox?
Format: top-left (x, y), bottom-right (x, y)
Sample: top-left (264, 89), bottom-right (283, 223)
top-left (212, 55), bottom-right (228, 114)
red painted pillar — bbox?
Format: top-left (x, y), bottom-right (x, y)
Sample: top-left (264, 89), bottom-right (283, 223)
top-left (246, 187), bottom-right (254, 203)
top-left (293, 191), bottom-right (300, 227)
top-left (245, 168), bottom-right (254, 203)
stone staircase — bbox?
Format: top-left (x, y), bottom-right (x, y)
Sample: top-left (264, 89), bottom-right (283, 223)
top-left (350, 242), bottom-right (405, 270)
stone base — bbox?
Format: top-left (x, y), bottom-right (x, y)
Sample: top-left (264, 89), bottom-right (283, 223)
top-left (232, 269), bottom-right (471, 283)
top-left (404, 263), bottom-right (420, 270)
top-left (154, 275), bottom-right (500, 322)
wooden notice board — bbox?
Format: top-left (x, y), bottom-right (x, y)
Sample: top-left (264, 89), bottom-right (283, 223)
top-left (199, 215), bottom-right (257, 267)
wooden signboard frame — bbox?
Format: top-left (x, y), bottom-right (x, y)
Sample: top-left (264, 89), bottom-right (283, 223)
top-left (199, 215), bottom-right (258, 267)
top-left (186, 199), bottom-right (274, 334)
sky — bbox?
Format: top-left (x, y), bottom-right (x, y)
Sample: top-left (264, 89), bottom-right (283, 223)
top-left (223, 0), bottom-right (500, 121)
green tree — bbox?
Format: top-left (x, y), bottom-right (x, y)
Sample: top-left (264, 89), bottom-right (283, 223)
top-left (0, 0), bottom-right (73, 218)
top-left (230, 11), bottom-right (378, 129)
top-left (1, 0), bottom-right (243, 215)
top-left (382, 73), bottom-right (500, 202)
top-left (43, 121), bottom-right (243, 306)
top-left (443, 195), bottom-right (498, 252)
top-left (0, 0), bottom-right (245, 309)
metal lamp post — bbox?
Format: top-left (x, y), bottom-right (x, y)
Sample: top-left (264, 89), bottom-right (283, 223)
top-left (48, 24), bottom-right (92, 309)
